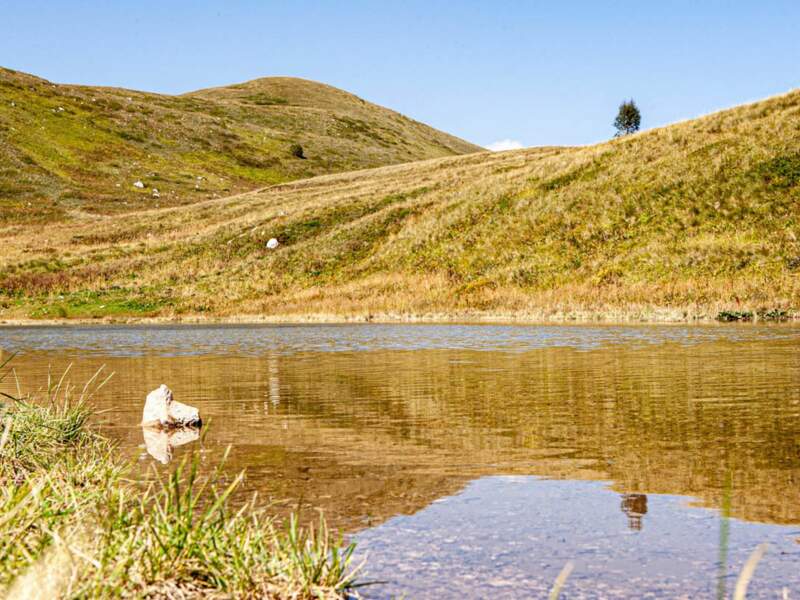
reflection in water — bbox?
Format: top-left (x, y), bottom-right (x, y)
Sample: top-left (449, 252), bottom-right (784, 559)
top-left (1, 326), bottom-right (800, 529)
top-left (620, 493), bottom-right (648, 531)
top-left (268, 352), bottom-right (280, 407)
top-left (354, 477), bottom-right (799, 599)
top-left (2, 324), bottom-right (800, 594)
top-left (141, 426), bottom-right (201, 464)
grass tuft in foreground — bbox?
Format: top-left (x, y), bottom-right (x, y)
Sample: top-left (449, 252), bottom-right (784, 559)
top-left (0, 365), bottom-right (359, 599)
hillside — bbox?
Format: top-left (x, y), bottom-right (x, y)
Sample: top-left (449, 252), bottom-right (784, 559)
top-left (1, 88), bottom-right (799, 322)
top-left (0, 67), bottom-right (480, 223)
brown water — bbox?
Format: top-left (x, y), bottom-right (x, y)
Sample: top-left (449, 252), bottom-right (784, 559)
top-left (1, 323), bottom-right (799, 597)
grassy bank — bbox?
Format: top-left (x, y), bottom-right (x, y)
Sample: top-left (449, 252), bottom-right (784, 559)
top-left (0, 366), bottom-right (359, 599)
top-left (0, 308), bottom-right (796, 327)
top-left (1, 88), bottom-right (799, 322)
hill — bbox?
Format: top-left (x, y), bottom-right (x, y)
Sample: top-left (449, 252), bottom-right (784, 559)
top-left (0, 67), bottom-right (481, 223)
top-left (1, 88), bottom-right (799, 322)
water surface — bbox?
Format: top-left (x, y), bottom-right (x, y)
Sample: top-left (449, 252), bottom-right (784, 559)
top-left (1, 323), bottom-right (799, 596)
top-left (356, 477), bottom-right (800, 598)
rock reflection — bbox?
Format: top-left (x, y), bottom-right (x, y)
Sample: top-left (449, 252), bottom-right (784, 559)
top-left (142, 426), bottom-right (200, 464)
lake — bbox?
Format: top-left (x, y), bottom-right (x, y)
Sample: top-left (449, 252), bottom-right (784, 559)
top-left (1, 323), bottom-right (799, 598)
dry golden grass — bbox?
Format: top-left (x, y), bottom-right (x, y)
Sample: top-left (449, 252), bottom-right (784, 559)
top-left (1, 87), bottom-right (799, 322)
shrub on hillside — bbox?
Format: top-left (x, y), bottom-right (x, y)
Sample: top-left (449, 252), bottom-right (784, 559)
top-left (614, 99), bottom-right (641, 136)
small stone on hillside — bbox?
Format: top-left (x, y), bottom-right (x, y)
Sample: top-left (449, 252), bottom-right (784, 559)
top-left (133, 180), bottom-right (145, 189)
top-left (266, 238), bottom-right (279, 249)
top-left (152, 188), bottom-right (160, 198)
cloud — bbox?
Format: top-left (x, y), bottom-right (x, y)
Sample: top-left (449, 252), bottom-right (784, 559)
top-left (486, 139), bottom-right (525, 152)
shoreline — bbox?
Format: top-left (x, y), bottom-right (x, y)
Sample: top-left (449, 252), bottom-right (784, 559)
top-left (1, 308), bottom-right (797, 327)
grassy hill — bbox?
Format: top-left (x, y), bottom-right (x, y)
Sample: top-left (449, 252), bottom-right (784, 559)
top-left (0, 67), bottom-right (480, 223)
top-left (1, 87), bottom-right (799, 322)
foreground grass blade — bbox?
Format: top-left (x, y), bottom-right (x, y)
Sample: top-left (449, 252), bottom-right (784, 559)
top-left (734, 543), bottom-right (768, 600)
top-left (549, 561), bottom-right (574, 600)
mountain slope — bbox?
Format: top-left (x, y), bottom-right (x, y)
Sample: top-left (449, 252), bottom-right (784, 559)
top-left (1, 88), bottom-right (799, 322)
top-left (0, 67), bottom-right (481, 223)
top-left (187, 76), bottom-right (479, 158)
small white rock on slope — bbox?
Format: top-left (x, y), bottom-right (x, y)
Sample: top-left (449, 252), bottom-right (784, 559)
top-left (141, 384), bottom-right (201, 428)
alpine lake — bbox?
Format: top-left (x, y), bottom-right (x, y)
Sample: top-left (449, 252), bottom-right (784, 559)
top-left (2, 323), bottom-right (799, 598)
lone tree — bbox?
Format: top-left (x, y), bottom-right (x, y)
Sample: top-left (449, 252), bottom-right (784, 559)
top-left (613, 99), bottom-right (641, 137)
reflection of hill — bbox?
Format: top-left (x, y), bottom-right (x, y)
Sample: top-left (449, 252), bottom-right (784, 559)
top-left (3, 336), bottom-right (800, 529)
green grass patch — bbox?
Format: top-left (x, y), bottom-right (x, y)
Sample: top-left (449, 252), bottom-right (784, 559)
top-left (752, 152), bottom-right (800, 189)
top-left (716, 310), bottom-right (754, 322)
top-left (244, 93), bottom-right (289, 106)
top-left (29, 289), bottom-right (171, 319)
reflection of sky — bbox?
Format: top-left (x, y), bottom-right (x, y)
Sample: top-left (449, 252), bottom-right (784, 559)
top-left (1, 323), bottom-right (799, 358)
top-left (355, 477), bottom-right (800, 599)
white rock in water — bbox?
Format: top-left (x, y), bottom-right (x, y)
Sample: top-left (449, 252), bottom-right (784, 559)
top-left (266, 238), bottom-right (279, 249)
top-left (133, 180), bottom-right (145, 189)
top-left (142, 384), bottom-right (170, 425)
top-left (141, 384), bottom-right (201, 428)
top-left (169, 398), bottom-right (200, 425)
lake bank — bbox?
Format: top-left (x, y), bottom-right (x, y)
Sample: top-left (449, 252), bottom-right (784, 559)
top-left (1, 305), bottom-right (797, 327)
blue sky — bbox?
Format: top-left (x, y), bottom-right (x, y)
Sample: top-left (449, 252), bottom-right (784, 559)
top-left (2, 1), bottom-right (798, 148)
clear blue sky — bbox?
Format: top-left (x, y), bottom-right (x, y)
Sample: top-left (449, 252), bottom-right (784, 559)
top-left (2, 1), bottom-right (798, 148)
